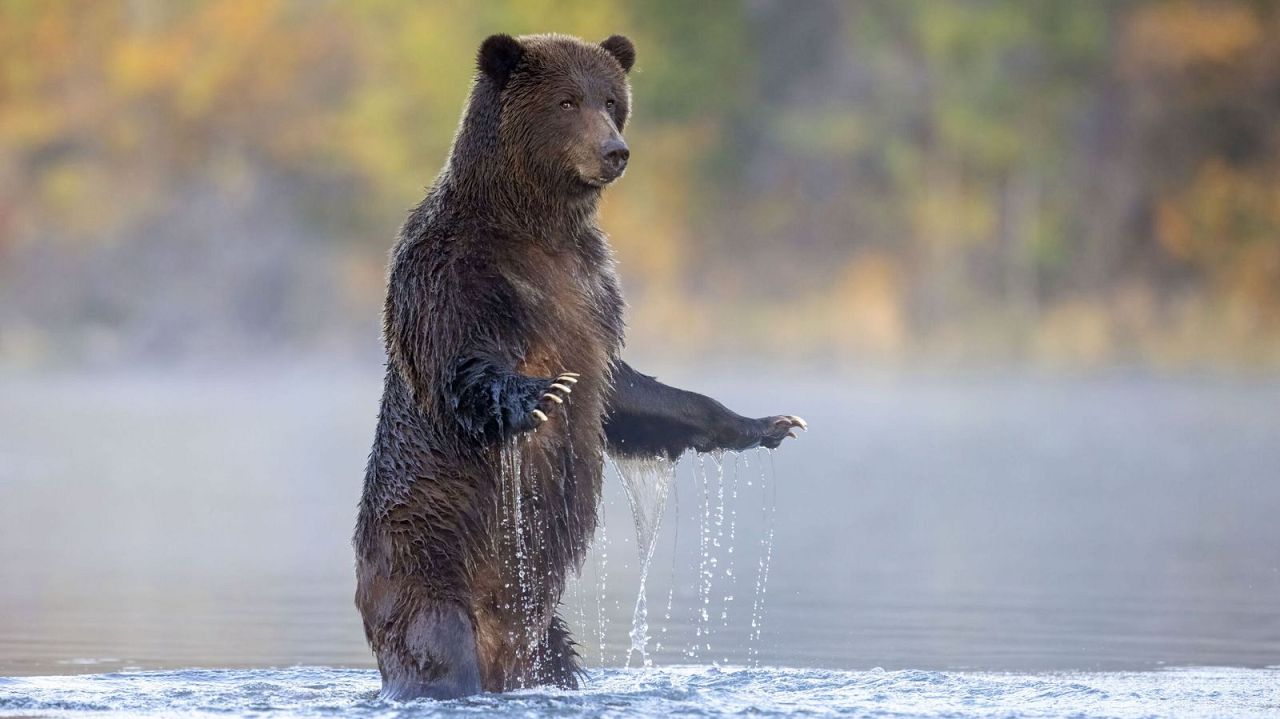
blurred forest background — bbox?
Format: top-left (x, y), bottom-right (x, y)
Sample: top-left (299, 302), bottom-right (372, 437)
top-left (2, 0), bottom-right (1279, 371)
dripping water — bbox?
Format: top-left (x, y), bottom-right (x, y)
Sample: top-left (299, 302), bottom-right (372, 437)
top-left (721, 453), bottom-right (741, 636)
top-left (691, 452), bottom-right (731, 661)
top-left (689, 454), bottom-right (708, 659)
top-left (500, 437), bottom-right (543, 677)
top-left (747, 448), bottom-right (778, 666)
top-left (611, 455), bottom-right (677, 667)
top-left (497, 410), bottom-right (573, 682)
top-left (538, 437), bottom-right (779, 669)
top-left (497, 440), bottom-right (529, 662)
top-left (594, 492), bottom-right (609, 666)
top-left (654, 477), bottom-right (678, 655)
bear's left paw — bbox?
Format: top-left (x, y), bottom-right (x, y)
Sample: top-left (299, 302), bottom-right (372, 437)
top-left (757, 414), bottom-right (807, 449)
top-left (530, 372), bottom-right (580, 427)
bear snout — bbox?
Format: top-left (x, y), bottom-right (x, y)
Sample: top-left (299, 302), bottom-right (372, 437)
top-left (601, 137), bottom-right (630, 178)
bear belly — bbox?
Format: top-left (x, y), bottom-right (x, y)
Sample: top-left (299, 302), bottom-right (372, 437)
top-left (470, 370), bottom-right (606, 690)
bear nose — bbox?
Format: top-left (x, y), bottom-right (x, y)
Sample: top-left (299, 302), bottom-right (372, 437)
top-left (602, 138), bottom-right (630, 173)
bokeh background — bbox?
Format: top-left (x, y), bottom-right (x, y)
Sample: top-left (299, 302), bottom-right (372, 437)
top-left (4, 0), bottom-right (1280, 371)
top-left (2, 0), bottom-right (1279, 679)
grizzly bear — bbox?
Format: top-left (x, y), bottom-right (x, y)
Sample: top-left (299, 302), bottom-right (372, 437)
top-left (354, 32), bottom-right (806, 700)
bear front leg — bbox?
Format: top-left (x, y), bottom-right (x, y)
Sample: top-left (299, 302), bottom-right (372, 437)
top-left (604, 360), bottom-right (806, 459)
top-left (449, 354), bottom-right (579, 440)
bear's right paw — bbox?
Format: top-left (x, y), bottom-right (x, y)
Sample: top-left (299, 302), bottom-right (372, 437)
top-left (756, 414), bottom-right (808, 449)
top-left (529, 372), bottom-right (580, 427)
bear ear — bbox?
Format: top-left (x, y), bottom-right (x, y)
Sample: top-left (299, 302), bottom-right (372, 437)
top-left (600, 34), bottom-right (636, 73)
top-left (477, 34), bottom-right (524, 87)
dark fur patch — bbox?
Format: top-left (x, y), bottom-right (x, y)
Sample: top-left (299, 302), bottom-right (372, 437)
top-left (600, 34), bottom-right (635, 73)
top-left (477, 33), bottom-right (524, 87)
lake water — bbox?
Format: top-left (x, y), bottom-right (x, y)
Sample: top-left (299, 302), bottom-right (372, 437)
top-left (1, 367), bottom-right (1278, 716)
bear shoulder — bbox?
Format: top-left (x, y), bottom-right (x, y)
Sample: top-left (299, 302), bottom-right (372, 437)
top-left (384, 233), bottom-right (532, 389)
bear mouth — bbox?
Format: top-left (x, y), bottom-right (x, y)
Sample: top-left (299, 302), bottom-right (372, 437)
top-left (574, 160), bottom-right (624, 188)
top-left (579, 171), bottom-right (622, 188)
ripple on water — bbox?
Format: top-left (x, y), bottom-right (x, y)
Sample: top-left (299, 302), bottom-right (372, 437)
top-left (1, 665), bottom-right (1277, 718)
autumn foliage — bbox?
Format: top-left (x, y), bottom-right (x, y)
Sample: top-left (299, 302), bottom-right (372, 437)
top-left (1, 1), bottom-right (1277, 369)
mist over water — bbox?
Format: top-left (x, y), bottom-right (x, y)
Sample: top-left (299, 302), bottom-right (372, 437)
top-left (1, 366), bottom-right (1278, 716)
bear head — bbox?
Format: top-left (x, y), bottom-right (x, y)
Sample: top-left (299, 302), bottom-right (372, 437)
top-left (475, 33), bottom-right (636, 193)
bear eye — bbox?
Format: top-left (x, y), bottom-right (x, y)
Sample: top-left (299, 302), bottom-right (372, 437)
top-left (559, 100), bottom-right (575, 110)
top-left (606, 99), bottom-right (616, 110)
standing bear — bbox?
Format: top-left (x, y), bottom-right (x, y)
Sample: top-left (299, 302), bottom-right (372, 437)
top-left (354, 32), bottom-right (806, 700)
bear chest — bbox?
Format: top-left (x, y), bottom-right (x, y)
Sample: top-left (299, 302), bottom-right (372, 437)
top-left (505, 260), bottom-right (619, 382)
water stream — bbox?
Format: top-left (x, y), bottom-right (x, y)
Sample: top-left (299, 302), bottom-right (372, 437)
top-left (611, 457), bottom-right (677, 667)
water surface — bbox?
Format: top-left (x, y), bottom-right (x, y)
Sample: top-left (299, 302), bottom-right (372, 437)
top-left (1, 368), bottom-right (1278, 714)
top-left (2, 665), bottom-right (1278, 718)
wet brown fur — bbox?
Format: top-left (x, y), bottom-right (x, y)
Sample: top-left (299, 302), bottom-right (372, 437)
top-left (354, 32), bottom-right (807, 701)
top-left (354, 34), bottom-right (634, 698)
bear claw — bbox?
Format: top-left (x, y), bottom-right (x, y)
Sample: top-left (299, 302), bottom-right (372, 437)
top-left (758, 414), bottom-right (807, 449)
top-left (528, 372), bottom-right (580, 430)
